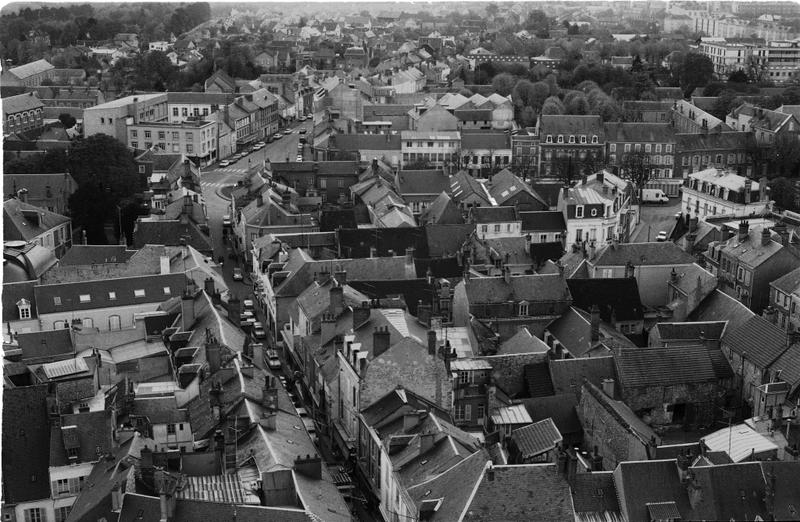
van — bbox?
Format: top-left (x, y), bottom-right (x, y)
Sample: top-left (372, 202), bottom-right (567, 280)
top-left (641, 189), bottom-right (670, 204)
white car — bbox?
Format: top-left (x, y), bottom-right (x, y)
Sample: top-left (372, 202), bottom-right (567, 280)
top-left (253, 322), bottom-right (266, 339)
top-left (296, 407), bottom-right (309, 418)
top-left (296, 155), bottom-right (303, 162)
top-left (272, 132), bottom-right (282, 140)
top-left (656, 231), bottom-right (668, 242)
top-left (219, 160), bottom-right (231, 167)
top-left (243, 298), bottom-right (254, 310)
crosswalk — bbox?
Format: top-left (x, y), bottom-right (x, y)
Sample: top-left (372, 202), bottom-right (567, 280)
top-left (201, 181), bottom-right (230, 189)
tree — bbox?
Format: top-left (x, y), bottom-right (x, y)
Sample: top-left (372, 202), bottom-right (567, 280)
top-left (770, 133), bottom-right (800, 178)
top-left (513, 80), bottom-right (550, 113)
top-left (492, 72), bottom-right (516, 96)
top-left (541, 96), bottom-right (565, 115)
top-left (620, 150), bottom-right (653, 202)
top-left (672, 52), bottom-right (714, 95)
top-left (728, 69), bottom-right (748, 84)
top-left (59, 113), bottom-right (77, 129)
top-left (769, 177), bottom-right (800, 212)
top-left (564, 91), bottom-right (589, 115)
top-left (67, 134), bottom-right (139, 244)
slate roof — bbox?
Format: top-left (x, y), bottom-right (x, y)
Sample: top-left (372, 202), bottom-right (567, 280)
top-left (2, 384), bottom-right (51, 503)
top-left (520, 211), bottom-right (566, 232)
top-left (469, 205), bottom-right (518, 223)
top-left (674, 131), bottom-right (755, 152)
top-left (50, 410), bottom-right (114, 466)
top-left (425, 223), bottom-right (475, 257)
top-left (501, 327), bottom-right (549, 355)
top-left (4, 197), bottom-right (71, 242)
top-left (449, 171), bottom-right (493, 206)
top-left (3, 92), bottom-right (45, 116)
top-left (529, 182), bottom-right (562, 208)
top-left (539, 114), bottom-right (604, 137)
top-left (34, 273), bottom-right (186, 314)
top-left (613, 459), bottom-right (691, 522)
top-left (465, 273), bottom-right (571, 304)
top-left (17, 328), bottom-right (73, 362)
top-left (487, 169), bottom-right (547, 208)
top-left (361, 386), bottom-right (451, 427)
top-left (593, 242), bottom-right (695, 267)
top-left (463, 464), bottom-right (575, 521)
top-left (524, 362), bottom-right (555, 397)
top-left (8, 59), bottom-right (54, 80)
top-left (59, 245), bottom-right (135, 265)
top-left (771, 265), bottom-right (800, 295)
top-left (530, 242), bottom-right (566, 264)
top-left (133, 219), bottom-right (213, 253)
top-left (550, 356), bottom-right (617, 396)
top-left (519, 394), bottom-right (582, 435)
top-left (722, 315), bottom-right (789, 369)
top-left (566, 278), bottom-right (644, 322)
top-left (132, 397), bottom-right (187, 425)
top-left (511, 418), bottom-right (562, 459)
top-left (615, 345), bottom-right (733, 388)
top-left (771, 345), bottom-right (800, 397)
top-left (603, 122), bottom-right (675, 142)
top-left (460, 131), bottom-right (510, 150)
top-left (2, 280), bottom-right (37, 322)
top-left (690, 289), bottom-right (756, 324)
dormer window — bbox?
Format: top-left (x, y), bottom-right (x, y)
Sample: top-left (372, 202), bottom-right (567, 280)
top-left (67, 447), bottom-right (79, 460)
top-left (519, 301), bottom-right (529, 317)
top-left (581, 136), bottom-right (587, 144)
top-left (557, 135), bottom-right (564, 144)
top-left (569, 135), bottom-right (575, 144)
top-left (576, 205), bottom-right (584, 218)
top-left (134, 289), bottom-right (146, 298)
top-left (546, 135), bottom-right (553, 143)
top-left (79, 294), bottom-right (91, 303)
top-left (17, 299), bottom-right (31, 319)
top-left (592, 135), bottom-right (599, 144)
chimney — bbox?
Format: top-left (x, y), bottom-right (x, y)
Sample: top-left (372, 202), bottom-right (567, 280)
top-left (427, 329), bottom-right (437, 355)
top-left (329, 284), bottom-right (344, 316)
top-left (405, 247), bottom-right (415, 265)
top-left (207, 342), bottom-right (221, 374)
top-left (257, 193), bottom-right (264, 207)
top-left (761, 227), bottom-right (772, 247)
top-left (601, 378), bottom-right (615, 398)
top-left (353, 301), bottom-right (371, 329)
top-left (420, 431), bottom-right (436, 454)
top-left (373, 326), bottom-right (391, 357)
top-left (204, 276), bottom-right (215, 296)
top-left (227, 295), bottom-right (241, 321)
top-left (263, 377), bottom-right (278, 411)
top-left (17, 188), bottom-right (28, 203)
top-left (590, 304), bottom-right (601, 342)
top-left (738, 220), bottom-right (750, 242)
top-left (334, 270), bottom-right (347, 285)
top-left (763, 306), bottom-right (777, 324)
top-left (670, 267), bottom-right (679, 284)
top-left (597, 171), bottom-right (604, 184)
top-left (259, 411), bottom-right (277, 431)
top-left (370, 246), bottom-right (377, 258)
top-left (181, 289), bottom-right (195, 331)
top-left (294, 454), bottom-right (322, 480)
top-left (502, 266), bottom-right (511, 285)
top-left (321, 313), bottom-right (336, 342)
top-left (743, 179), bottom-right (752, 204)
top-left (689, 216), bottom-right (698, 232)
top-left (591, 446), bottom-right (603, 471)
top-left (685, 232), bottom-right (696, 254)
top-left (774, 222), bottom-right (789, 246)
top-left (372, 157), bottom-right (378, 172)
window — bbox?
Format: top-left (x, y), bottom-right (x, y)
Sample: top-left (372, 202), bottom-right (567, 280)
top-left (624, 143), bottom-right (631, 153)
top-left (337, 179), bottom-right (345, 188)
top-left (477, 404), bottom-right (486, 420)
top-left (481, 225), bottom-right (488, 234)
top-left (186, 144), bottom-right (193, 153)
top-left (186, 132), bottom-right (193, 140)
top-left (634, 143), bottom-right (641, 152)
top-left (131, 141), bottom-right (138, 149)
top-left (167, 424), bottom-right (176, 435)
top-left (519, 302), bottom-right (529, 316)
top-left (79, 294), bottom-right (91, 303)
top-left (138, 165), bottom-right (146, 174)
top-left (610, 143), bottom-right (616, 152)
top-left (17, 299), bottom-right (31, 319)
top-left (158, 131), bottom-right (165, 140)
top-left (131, 130), bottom-right (138, 138)
top-left (144, 142), bottom-right (152, 149)
top-left (427, 141), bottom-right (434, 147)
top-left (494, 224), bottom-right (500, 233)
top-left (581, 135), bottom-right (587, 144)
top-left (134, 289), bottom-right (146, 297)
top-left (576, 205), bottom-right (584, 218)
top-left (459, 371), bottom-right (470, 384)
top-left (645, 144), bottom-right (651, 153)
top-left (24, 508), bottom-right (43, 522)
top-left (557, 135), bottom-right (564, 143)
top-left (100, 117), bottom-right (105, 124)
top-left (655, 143), bottom-right (662, 153)
top-left (182, 108), bottom-right (188, 117)
top-left (163, 287), bottom-right (172, 295)
top-left (173, 108), bottom-right (179, 117)
top-left (737, 266), bottom-right (745, 282)
top-left (55, 506), bottom-right (71, 522)
top-left (575, 229), bottom-right (583, 242)
top-left (546, 135), bottom-right (553, 143)
top-left (569, 135), bottom-right (575, 144)
top-left (592, 135), bottom-right (598, 144)
top-left (540, 234), bottom-right (547, 242)
top-left (144, 131), bottom-right (151, 139)
top-left (172, 131), bottom-right (179, 140)
top-left (54, 296), bottom-right (62, 306)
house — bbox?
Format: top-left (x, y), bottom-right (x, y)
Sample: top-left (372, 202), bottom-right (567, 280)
top-left (704, 222), bottom-right (800, 312)
top-left (270, 160), bottom-right (361, 203)
top-left (682, 168), bottom-right (771, 221)
top-left (536, 115), bottom-right (605, 177)
top-left (726, 102), bottom-right (800, 146)
top-left (401, 130), bottom-right (460, 169)
top-left (544, 305), bottom-right (637, 359)
top-left (566, 278), bottom-right (645, 338)
top-left (721, 314), bottom-right (790, 406)
top-left (674, 131), bottom-right (756, 179)
top-left (452, 273), bottom-right (572, 340)
top-left (394, 169), bottom-right (451, 216)
top-left (4, 172), bottom-right (77, 216)
top-left (487, 168), bottom-right (548, 211)
top-left (469, 206), bottom-right (522, 239)
top-left (603, 122), bottom-right (678, 196)
top-left (418, 192), bottom-right (464, 225)
top-left (357, 387), bottom-right (481, 522)
top-left (614, 344), bottom-right (734, 429)
top-left (448, 170), bottom-right (494, 209)
top-left (460, 130), bottom-right (512, 177)
top-left (672, 99), bottom-right (730, 134)
top-left (331, 133), bottom-right (402, 165)
top-left (5, 58), bottom-right (55, 86)
top-left (770, 266), bottom-right (800, 332)
top-left (4, 197), bottom-right (72, 259)
top-left (3, 92), bottom-right (45, 134)
top-left (204, 69), bottom-right (237, 93)
top-left (520, 211), bottom-right (566, 244)
top-left (343, 46), bottom-right (368, 68)
top-left (557, 170), bottom-right (636, 247)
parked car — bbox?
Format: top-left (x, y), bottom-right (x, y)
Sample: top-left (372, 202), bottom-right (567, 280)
top-left (243, 298), bottom-right (254, 310)
top-left (298, 128), bottom-right (307, 134)
top-left (232, 267), bottom-right (244, 281)
top-left (272, 132), bottom-right (282, 140)
top-left (219, 160), bottom-right (231, 167)
top-left (298, 115), bottom-right (307, 122)
top-left (239, 311), bottom-right (256, 328)
top-left (284, 128), bottom-right (293, 134)
top-left (656, 231), bottom-right (668, 242)
top-left (253, 321), bottom-right (266, 339)
top-left (222, 214), bottom-right (232, 228)
top-left (296, 155), bottom-right (303, 162)
top-left (267, 351), bottom-right (281, 370)
top-left (296, 407), bottom-right (309, 418)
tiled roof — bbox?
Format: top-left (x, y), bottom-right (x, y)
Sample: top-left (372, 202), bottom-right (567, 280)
top-left (491, 404), bottom-right (533, 425)
top-left (771, 344), bottom-right (800, 397)
top-left (603, 122), bottom-right (675, 143)
top-left (17, 328), bottom-right (73, 362)
top-left (571, 471), bottom-right (621, 515)
top-left (59, 245), bottom-right (135, 265)
top-left (396, 170), bottom-right (450, 194)
top-left (690, 289), bottom-right (755, 324)
top-left (539, 114), bottom-right (604, 136)
top-left (460, 130), bottom-right (510, 150)
top-left (9, 59), bottom-right (54, 79)
top-left (487, 169), bottom-right (547, 207)
top-left (615, 345), bottom-right (733, 388)
top-left (524, 361), bottom-right (555, 397)
top-left (2, 279), bottom-right (37, 322)
top-left (520, 211), bottom-right (566, 232)
top-left (361, 386), bottom-right (451, 427)
top-left (613, 459), bottom-right (690, 522)
top-left (118, 493), bottom-right (314, 522)
top-left (2, 92), bottom-right (44, 115)
top-left (133, 219), bottom-right (213, 253)
top-left (511, 418), bottom-right (562, 459)
top-left (465, 273), bottom-right (570, 304)
top-left (334, 133), bottom-right (402, 151)
top-left (722, 315), bottom-right (789, 368)
top-left (529, 182), bottom-right (562, 208)
top-left (424, 223), bottom-right (475, 256)
top-left (463, 464), bottom-right (575, 521)
top-left (566, 278), bottom-right (644, 322)
top-left (654, 321), bottom-right (728, 342)
top-left (50, 410), bottom-right (114, 467)
top-left (519, 394), bottom-right (581, 435)
top-left (593, 241), bottom-right (695, 267)
top-left (2, 384), bottom-right (51, 503)
top-left (675, 131), bottom-right (755, 151)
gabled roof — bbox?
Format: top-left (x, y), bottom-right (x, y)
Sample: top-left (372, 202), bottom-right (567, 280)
top-left (549, 356), bottom-right (617, 398)
top-left (722, 315), bottom-right (789, 369)
top-left (615, 345), bottom-right (733, 388)
top-left (469, 205), bottom-right (518, 223)
top-left (449, 171), bottom-right (493, 206)
top-left (614, 460), bottom-right (690, 522)
top-left (770, 265), bottom-right (800, 295)
top-left (8, 59), bottom-right (54, 80)
top-left (460, 130), bottom-right (510, 150)
top-left (653, 321), bottom-right (728, 342)
top-left (520, 211), bottom-right (566, 232)
top-left (603, 122), bottom-right (675, 142)
top-left (571, 471), bottom-right (621, 516)
top-left (2, 92), bottom-right (45, 115)
top-left (511, 418), bottom-right (562, 459)
top-left (487, 169), bottom-right (547, 208)
top-left (50, 410), bottom-right (115, 467)
top-left (17, 328), bottom-right (73, 362)
top-left (4, 197), bottom-right (70, 242)
top-left (593, 242), bottom-right (695, 267)
top-left (689, 289), bottom-right (755, 324)
top-left (118, 493), bottom-right (314, 522)
top-left (566, 278), bottom-right (644, 322)
top-left (539, 114), bottom-right (604, 136)
top-left (464, 273), bottom-right (570, 304)
top-left (2, 384), bottom-right (51, 503)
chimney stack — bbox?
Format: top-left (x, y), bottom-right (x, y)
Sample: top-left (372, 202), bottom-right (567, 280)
top-left (502, 266), bottom-right (511, 285)
top-left (685, 232), bottom-right (696, 254)
top-left (427, 329), bottom-right (437, 355)
top-left (601, 378), bottom-right (615, 398)
top-left (160, 255), bottom-right (171, 275)
top-left (373, 326), bottom-right (391, 357)
top-left (204, 276), bottom-right (215, 296)
top-left (181, 288), bottom-right (195, 331)
top-left (329, 284), bottom-right (344, 317)
top-left (405, 247), bottom-right (414, 265)
top-left (590, 304), bottom-right (601, 342)
top-left (761, 227), bottom-right (772, 247)
top-left (738, 220), bottom-right (749, 242)
top-left (353, 301), bottom-right (371, 329)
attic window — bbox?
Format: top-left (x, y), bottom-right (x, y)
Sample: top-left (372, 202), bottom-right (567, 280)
top-left (581, 136), bottom-right (587, 144)
top-left (569, 135), bottom-right (575, 144)
top-left (67, 447), bottom-right (79, 459)
top-left (17, 299), bottom-right (31, 320)
top-left (163, 287), bottom-right (172, 295)
top-left (79, 294), bottom-right (91, 303)
top-left (557, 135), bottom-right (564, 144)
top-left (592, 135), bottom-right (599, 144)
top-left (546, 135), bottom-right (553, 143)
top-left (108, 292), bottom-right (117, 300)
top-left (134, 289), bottom-right (146, 298)
top-left (53, 296), bottom-right (61, 306)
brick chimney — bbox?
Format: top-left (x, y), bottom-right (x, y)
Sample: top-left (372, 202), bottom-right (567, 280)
top-left (373, 325), bottom-right (391, 357)
top-left (294, 454), bottom-right (322, 479)
top-left (329, 284), bottom-right (344, 317)
top-left (204, 276), bottom-right (215, 296)
top-left (738, 220), bottom-right (750, 242)
top-left (761, 227), bottom-right (772, 247)
top-left (427, 329), bottom-right (437, 355)
top-left (685, 233), bottom-right (696, 254)
top-left (353, 301), bottom-right (371, 329)
top-left (181, 289), bottom-right (195, 331)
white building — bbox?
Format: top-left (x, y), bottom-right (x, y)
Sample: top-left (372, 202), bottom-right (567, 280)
top-left (400, 130), bottom-right (460, 168)
top-left (682, 168), bottom-right (771, 220)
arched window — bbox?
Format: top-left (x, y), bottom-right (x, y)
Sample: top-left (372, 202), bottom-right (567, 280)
top-left (591, 135), bottom-right (598, 144)
top-left (569, 135), bottom-right (575, 144)
top-left (557, 135), bottom-right (564, 143)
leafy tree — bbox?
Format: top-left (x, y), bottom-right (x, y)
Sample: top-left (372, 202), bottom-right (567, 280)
top-left (564, 91), bottom-right (589, 115)
top-left (672, 52), bottom-right (714, 95)
top-left (67, 134), bottom-right (139, 244)
top-left (513, 80), bottom-right (550, 112)
top-left (492, 72), bottom-right (516, 96)
top-left (525, 9), bottom-right (550, 37)
top-left (58, 113), bottom-right (77, 129)
top-left (769, 177), bottom-right (800, 212)
top-left (541, 96), bottom-right (565, 115)
top-left (770, 133), bottom-right (800, 178)
top-left (620, 150), bottom-right (653, 202)
top-left (703, 82), bottom-right (727, 97)
top-left (728, 69), bottom-right (748, 84)
top-left (519, 105), bottom-right (537, 127)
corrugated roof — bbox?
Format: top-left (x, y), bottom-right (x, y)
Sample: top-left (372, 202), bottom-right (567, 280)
top-left (490, 404), bottom-right (532, 425)
top-left (42, 356), bottom-right (89, 379)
